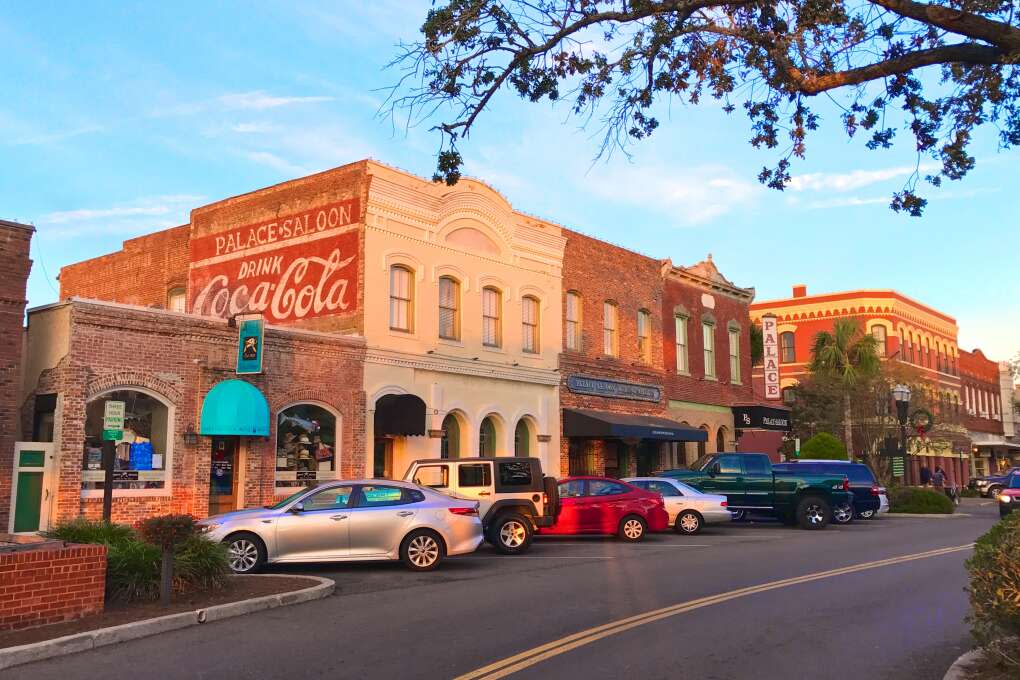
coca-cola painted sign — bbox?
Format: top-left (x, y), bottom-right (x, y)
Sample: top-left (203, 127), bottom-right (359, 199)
top-left (188, 199), bottom-right (360, 324)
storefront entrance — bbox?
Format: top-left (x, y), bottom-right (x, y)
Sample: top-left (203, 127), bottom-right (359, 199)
top-left (209, 437), bottom-right (239, 515)
top-left (636, 441), bottom-right (659, 476)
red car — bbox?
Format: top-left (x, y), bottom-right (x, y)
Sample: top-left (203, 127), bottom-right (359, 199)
top-left (540, 476), bottom-right (670, 541)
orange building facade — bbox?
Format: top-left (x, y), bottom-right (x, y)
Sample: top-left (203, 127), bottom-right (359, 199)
top-left (749, 285), bottom-right (971, 485)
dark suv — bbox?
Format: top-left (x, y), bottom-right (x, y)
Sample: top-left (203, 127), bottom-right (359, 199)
top-left (773, 460), bottom-right (882, 522)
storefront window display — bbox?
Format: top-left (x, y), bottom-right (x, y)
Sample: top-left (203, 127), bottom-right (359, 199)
top-left (82, 390), bottom-right (170, 491)
top-left (276, 404), bottom-right (338, 488)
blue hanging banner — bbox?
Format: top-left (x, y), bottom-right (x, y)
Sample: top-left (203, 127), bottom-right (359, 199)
top-left (236, 314), bottom-right (265, 375)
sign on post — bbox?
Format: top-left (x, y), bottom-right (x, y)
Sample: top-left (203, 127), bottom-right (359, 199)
top-left (892, 456), bottom-right (905, 477)
top-left (761, 315), bottom-right (781, 400)
top-left (236, 315), bottom-right (265, 374)
top-left (103, 401), bottom-right (125, 440)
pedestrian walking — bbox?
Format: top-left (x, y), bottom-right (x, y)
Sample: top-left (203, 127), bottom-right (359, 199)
top-left (920, 464), bottom-right (931, 487)
top-left (932, 466), bottom-right (946, 493)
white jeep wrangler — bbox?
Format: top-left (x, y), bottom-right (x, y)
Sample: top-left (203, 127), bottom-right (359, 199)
top-left (404, 457), bottom-right (558, 554)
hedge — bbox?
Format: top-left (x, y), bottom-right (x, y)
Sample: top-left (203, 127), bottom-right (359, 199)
top-left (888, 487), bottom-right (955, 514)
top-left (966, 512), bottom-right (1020, 673)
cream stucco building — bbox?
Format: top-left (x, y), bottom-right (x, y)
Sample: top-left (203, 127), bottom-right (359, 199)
top-left (361, 163), bottom-right (566, 478)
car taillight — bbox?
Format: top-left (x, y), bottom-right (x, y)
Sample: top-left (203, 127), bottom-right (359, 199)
top-left (843, 478), bottom-right (850, 492)
top-left (870, 486), bottom-right (881, 496)
top-left (449, 507), bottom-right (478, 516)
top-left (542, 493), bottom-right (548, 505)
top-left (720, 500), bottom-right (727, 508)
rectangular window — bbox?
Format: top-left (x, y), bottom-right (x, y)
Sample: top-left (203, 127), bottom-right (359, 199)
top-left (871, 326), bottom-right (887, 357)
top-left (482, 287), bottom-right (502, 347)
top-left (412, 465), bottom-right (449, 488)
top-left (458, 463), bottom-right (492, 488)
top-left (780, 332), bottom-right (795, 363)
top-left (603, 302), bottom-right (618, 356)
top-left (438, 277), bottom-right (460, 340)
top-left (728, 328), bottom-right (740, 382)
top-left (497, 461), bottom-right (533, 487)
top-left (637, 310), bottom-right (651, 362)
top-left (675, 315), bottom-right (688, 373)
top-left (565, 292), bottom-right (581, 350)
top-left (703, 322), bottom-right (716, 378)
top-left (389, 266), bottom-right (413, 332)
top-left (522, 296), bottom-right (540, 353)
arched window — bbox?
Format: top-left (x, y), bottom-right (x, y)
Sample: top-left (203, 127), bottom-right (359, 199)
top-left (603, 301), bottom-right (618, 356)
top-left (514, 419), bottom-right (532, 457)
top-left (522, 295), bottom-right (540, 353)
top-left (907, 332), bottom-right (915, 363)
top-left (82, 389), bottom-right (172, 492)
top-left (276, 404), bottom-right (338, 489)
top-left (565, 291), bottom-right (582, 351)
top-left (780, 332), bottom-right (795, 363)
top-left (389, 265), bottom-right (414, 332)
top-left (167, 287), bottom-right (186, 312)
top-left (637, 309), bottom-right (651, 362)
top-left (715, 427), bottom-right (727, 453)
top-left (871, 326), bottom-right (887, 357)
top-left (438, 276), bottom-right (460, 341)
top-left (440, 413), bottom-right (461, 459)
top-left (482, 287), bottom-right (502, 348)
top-left (479, 416), bottom-right (497, 457)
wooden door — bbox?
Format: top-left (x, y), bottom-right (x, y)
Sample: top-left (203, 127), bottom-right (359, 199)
top-left (209, 437), bottom-right (239, 516)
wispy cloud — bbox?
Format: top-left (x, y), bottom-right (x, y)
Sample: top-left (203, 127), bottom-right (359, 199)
top-left (38, 195), bottom-right (203, 236)
top-left (218, 91), bottom-right (334, 110)
top-left (244, 151), bottom-right (307, 176)
top-left (8, 124), bottom-right (103, 146)
top-left (789, 163), bottom-right (939, 192)
top-left (230, 122), bottom-right (279, 134)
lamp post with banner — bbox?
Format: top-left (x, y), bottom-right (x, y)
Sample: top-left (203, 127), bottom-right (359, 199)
top-left (892, 384), bottom-right (912, 485)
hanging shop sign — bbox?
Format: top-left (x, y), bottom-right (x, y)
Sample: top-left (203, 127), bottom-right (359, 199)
top-left (761, 315), bottom-right (781, 400)
top-left (732, 405), bottom-right (791, 431)
top-left (566, 375), bottom-right (662, 402)
top-left (188, 198), bottom-right (361, 324)
top-left (236, 314), bottom-right (265, 375)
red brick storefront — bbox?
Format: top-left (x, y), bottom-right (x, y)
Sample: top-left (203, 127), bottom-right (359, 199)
top-left (21, 299), bottom-right (365, 524)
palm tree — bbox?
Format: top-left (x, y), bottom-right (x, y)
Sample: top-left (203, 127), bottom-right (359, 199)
top-left (809, 319), bottom-right (881, 453)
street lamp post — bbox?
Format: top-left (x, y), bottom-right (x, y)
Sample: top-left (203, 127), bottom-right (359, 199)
top-left (892, 384), bottom-right (912, 486)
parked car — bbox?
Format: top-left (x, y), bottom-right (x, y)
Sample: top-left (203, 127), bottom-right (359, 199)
top-left (773, 460), bottom-right (883, 523)
top-left (199, 480), bottom-right (483, 573)
top-left (997, 473), bottom-right (1020, 519)
top-left (623, 477), bottom-right (730, 534)
top-left (539, 477), bottom-right (669, 541)
top-left (404, 457), bottom-right (558, 554)
top-left (662, 452), bottom-right (853, 530)
top-left (970, 467), bottom-right (1020, 498)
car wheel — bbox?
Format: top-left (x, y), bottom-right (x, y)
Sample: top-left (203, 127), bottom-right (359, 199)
top-left (225, 532), bottom-right (266, 574)
top-left (832, 503), bottom-right (854, 524)
top-left (400, 530), bottom-right (446, 571)
top-left (857, 509), bottom-right (876, 520)
top-left (675, 510), bottom-right (703, 535)
top-left (489, 513), bottom-right (533, 555)
top-left (618, 515), bottom-right (647, 542)
top-left (729, 509), bottom-right (747, 522)
top-left (986, 486), bottom-right (1002, 499)
top-left (796, 496), bottom-right (831, 530)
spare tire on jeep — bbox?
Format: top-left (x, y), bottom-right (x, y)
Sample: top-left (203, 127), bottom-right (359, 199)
top-left (487, 512), bottom-right (533, 554)
top-left (543, 475), bottom-right (560, 519)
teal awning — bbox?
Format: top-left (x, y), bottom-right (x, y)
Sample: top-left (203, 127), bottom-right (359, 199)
top-left (200, 380), bottom-right (270, 436)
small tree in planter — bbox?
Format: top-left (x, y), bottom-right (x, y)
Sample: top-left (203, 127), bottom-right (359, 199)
top-left (799, 432), bottom-right (849, 461)
top-left (139, 515), bottom-right (197, 607)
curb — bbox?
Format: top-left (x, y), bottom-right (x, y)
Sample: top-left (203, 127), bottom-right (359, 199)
top-left (887, 512), bottom-right (971, 518)
top-left (943, 647), bottom-right (984, 680)
top-left (0, 574), bottom-right (334, 671)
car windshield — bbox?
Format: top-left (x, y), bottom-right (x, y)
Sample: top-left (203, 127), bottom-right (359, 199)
top-left (689, 455), bottom-right (714, 471)
top-left (265, 487), bottom-right (314, 510)
top-left (670, 480), bottom-right (701, 495)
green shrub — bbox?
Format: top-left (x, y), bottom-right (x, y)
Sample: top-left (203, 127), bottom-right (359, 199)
top-left (888, 487), bottom-right (955, 514)
top-left (139, 514), bottom-right (197, 548)
top-left (174, 535), bottom-right (230, 591)
top-left (798, 432), bottom-right (848, 460)
top-left (107, 540), bottom-right (162, 602)
top-left (966, 513), bottom-right (1020, 673)
top-left (43, 518), bottom-right (135, 547)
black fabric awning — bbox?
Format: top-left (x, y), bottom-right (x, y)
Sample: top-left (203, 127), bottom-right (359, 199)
top-left (374, 394), bottom-right (427, 436)
top-left (563, 409), bottom-right (708, 442)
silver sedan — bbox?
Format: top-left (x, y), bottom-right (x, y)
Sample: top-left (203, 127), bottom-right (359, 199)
top-left (198, 479), bottom-right (483, 572)
top-left (623, 477), bottom-right (731, 535)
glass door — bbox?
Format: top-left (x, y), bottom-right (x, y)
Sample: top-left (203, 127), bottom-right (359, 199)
top-left (209, 437), bottom-right (238, 515)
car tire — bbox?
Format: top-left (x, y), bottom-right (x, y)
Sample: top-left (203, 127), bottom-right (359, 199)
top-left (795, 496), bottom-right (831, 530)
top-left (618, 515), bottom-right (647, 542)
top-left (225, 532), bottom-right (267, 574)
top-left (832, 502), bottom-right (854, 524)
top-left (729, 509), bottom-right (747, 522)
top-left (675, 510), bottom-right (703, 535)
top-left (400, 529), bottom-right (446, 571)
top-left (986, 486), bottom-right (1002, 499)
top-left (488, 512), bottom-right (533, 555)
top-left (856, 508), bottom-right (876, 520)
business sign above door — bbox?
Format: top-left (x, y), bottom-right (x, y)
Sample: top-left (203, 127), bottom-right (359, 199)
top-left (566, 375), bottom-right (662, 403)
top-left (732, 405), bottom-right (791, 431)
top-left (188, 198), bottom-right (360, 324)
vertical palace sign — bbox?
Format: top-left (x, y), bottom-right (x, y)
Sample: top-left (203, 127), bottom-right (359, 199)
top-left (761, 314), bottom-right (781, 400)
top-left (188, 198), bottom-right (360, 324)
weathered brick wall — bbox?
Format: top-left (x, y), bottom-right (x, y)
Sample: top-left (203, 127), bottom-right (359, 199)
top-left (25, 300), bottom-right (366, 524)
top-left (0, 220), bottom-right (33, 529)
top-left (0, 543), bottom-right (106, 631)
top-left (59, 225), bottom-right (190, 308)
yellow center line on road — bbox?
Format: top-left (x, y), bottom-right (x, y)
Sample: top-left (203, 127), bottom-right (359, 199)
top-left (454, 543), bottom-right (975, 680)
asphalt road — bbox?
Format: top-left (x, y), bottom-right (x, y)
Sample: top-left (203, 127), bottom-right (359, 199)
top-left (8, 499), bottom-right (1000, 680)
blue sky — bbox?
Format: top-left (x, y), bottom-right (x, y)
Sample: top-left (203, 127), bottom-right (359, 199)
top-left (1, 2), bottom-right (1016, 361)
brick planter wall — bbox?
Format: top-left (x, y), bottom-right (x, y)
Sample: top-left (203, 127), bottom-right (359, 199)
top-left (0, 542), bottom-right (106, 631)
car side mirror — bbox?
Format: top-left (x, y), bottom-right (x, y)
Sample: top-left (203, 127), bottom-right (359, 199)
top-left (290, 502), bottom-right (305, 513)
top-left (709, 463), bottom-right (721, 477)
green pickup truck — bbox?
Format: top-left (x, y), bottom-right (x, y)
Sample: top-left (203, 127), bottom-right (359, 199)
top-left (661, 452), bottom-right (853, 529)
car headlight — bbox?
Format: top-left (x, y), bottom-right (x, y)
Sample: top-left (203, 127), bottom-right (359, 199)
top-left (198, 522), bottom-right (221, 533)
top-left (999, 495), bottom-right (1012, 503)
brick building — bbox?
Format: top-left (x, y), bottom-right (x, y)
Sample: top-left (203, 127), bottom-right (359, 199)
top-left (960, 348), bottom-right (1017, 474)
top-left (1, 219), bottom-right (33, 532)
top-left (750, 285), bottom-right (970, 484)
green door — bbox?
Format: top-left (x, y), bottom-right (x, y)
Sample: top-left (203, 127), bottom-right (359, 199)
top-left (13, 449), bottom-right (46, 532)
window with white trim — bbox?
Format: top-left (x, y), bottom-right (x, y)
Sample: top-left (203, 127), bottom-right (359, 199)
top-left (603, 302), bottom-right (618, 356)
top-left (637, 309), bottom-right (651, 362)
top-left (167, 287), bottom-right (186, 312)
top-left (728, 327), bottom-right (740, 382)
top-left (703, 321), bottom-right (716, 378)
top-left (565, 291), bottom-right (581, 351)
top-left (438, 276), bottom-right (460, 341)
top-left (482, 287), bottom-right (502, 348)
top-left (82, 390), bottom-right (170, 491)
top-left (522, 295), bottom-right (540, 353)
top-left (675, 315), bottom-right (689, 373)
top-left (871, 325), bottom-right (887, 357)
top-left (389, 265), bottom-right (413, 332)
